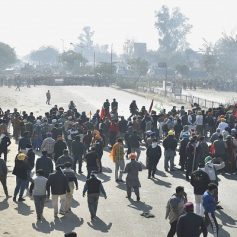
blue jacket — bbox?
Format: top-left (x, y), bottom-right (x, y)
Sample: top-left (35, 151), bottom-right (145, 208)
top-left (202, 191), bottom-right (216, 214)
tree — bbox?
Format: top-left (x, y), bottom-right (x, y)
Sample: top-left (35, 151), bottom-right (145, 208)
top-left (0, 42), bottom-right (17, 69)
top-left (215, 34), bottom-right (237, 79)
top-left (60, 50), bottom-right (87, 72)
top-left (127, 58), bottom-right (149, 77)
top-left (95, 62), bottom-right (116, 75)
top-left (78, 26), bottom-right (94, 48)
top-left (175, 64), bottom-right (189, 79)
top-left (155, 5), bottom-right (192, 54)
top-left (29, 46), bottom-right (59, 65)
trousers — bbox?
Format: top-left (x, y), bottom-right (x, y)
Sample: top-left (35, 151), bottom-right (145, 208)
top-left (87, 193), bottom-right (100, 218)
top-left (52, 194), bottom-right (66, 215)
top-left (115, 160), bottom-right (125, 180)
top-left (14, 177), bottom-right (27, 198)
top-left (0, 176), bottom-right (8, 196)
top-left (33, 195), bottom-right (46, 219)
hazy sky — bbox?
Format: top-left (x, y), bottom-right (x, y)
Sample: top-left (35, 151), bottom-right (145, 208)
top-left (0, 0), bottom-right (236, 56)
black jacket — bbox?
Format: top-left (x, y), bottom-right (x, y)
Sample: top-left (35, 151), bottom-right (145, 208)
top-left (12, 159), bottom-right (29, 180)
top-left (72, 140), bottom-right (84, 156)
top-left (27, 149), bottom-right (35, 170)
top-left (177, 212), bottom-right (207, 237)
top-left (46, 170), bottom-right (70, 195)
top-left (36, 156), bottom-right (54, 178)
top-left (0, 136), bottom-right (11, 151)
top-left (163, 136), bottom-right (177, 151)
top-left (191, 169), bottom-right (210, 195)
top-left (54, 140), bottom-right (67, 159)
top-left (146, 145), bottom-right (162, 163)
top-left (85, 151), bottom-right (98, 168)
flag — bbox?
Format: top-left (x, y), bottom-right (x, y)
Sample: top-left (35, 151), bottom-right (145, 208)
top-left (149, 99), bottom-right (154, 113)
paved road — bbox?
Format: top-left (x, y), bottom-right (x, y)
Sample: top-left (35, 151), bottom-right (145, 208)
top-left (0, 86), bottom-right (236, 237)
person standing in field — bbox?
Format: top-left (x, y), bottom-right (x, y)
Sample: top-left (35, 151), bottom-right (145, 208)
top-left (46, 90), bottom-right (51, 105)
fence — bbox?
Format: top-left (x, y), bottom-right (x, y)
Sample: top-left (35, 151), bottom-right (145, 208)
top-left (137, 86), bottom-right (221, 109)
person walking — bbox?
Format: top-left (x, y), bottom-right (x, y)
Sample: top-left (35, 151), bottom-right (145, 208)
top-left (46, 165), bottom-right (70, 217)
top-left (146, 138), bottom-right (162, 179)
top-left (83, 146), bottom-right (98, 177)
top-left (46, 90), bottom-right (51, 105)
top-left (53, 135), bottom-right (67, 162)
top-left (72, 135), bottom-right (85, 174)
top-left (35, 151), bottom-right (54, 178)
top-left (29, 169), bottom-right (50, 221)
top-left (0, 156), bottom-right (9, 198)
top-left (163, 130), bottom-right (178, 172)
top-left (12, 151), bottom-right (29, 202)
top-left (110, 138), bottom-right (125, 182)
top-left (165, 186), bottom-right (187, 237)
top-left (176, 202), bottom-right (207, 237)
top-left (56, 149), bottom-right (74, 168)
top-left (0, 132), bottom-right (11, 162)
top-left (203, 183), bottom-right (219, 237)
top-left (124, 153), bottom-right (142, 201)
top-left (41, 133), bottom-right (55, 158)
top-left (83, 172), bottom-right (107, 221)
top-left (63, 162), bottom-right (78, 213)
top-left (190, 165), bottom-right (210, 216)
top-left (129, 131), bottom-right (141, 160)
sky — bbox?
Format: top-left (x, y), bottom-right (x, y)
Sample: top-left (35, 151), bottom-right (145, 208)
top-left (0, 0), bottom-right (236, 57)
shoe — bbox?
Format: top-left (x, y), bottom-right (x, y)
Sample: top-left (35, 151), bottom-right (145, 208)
top-left (78, 171), bottom-right (83, 174)
top-left (18, 197), bottom-right (25, 202)
top-left (216, 205), bottom-right (223, 210)
top-left (126, 196), bottom-right (131, 199)
top-left (91, 215), bottom-right (96, 221)
top-left (13, 196), bottom-right (16, 202)
top-left (54, 214), bottom-right (58, 218)
top-left (119, 179), bottom-right (125, 183)
top-left (137, 196), bottom-right (140, 202)
top-left (59, 211), bottom-right (66, 215)
top-left (148, 176), bottom-right (151, 179)
top-left (115, 179), bottom-right (119, 182)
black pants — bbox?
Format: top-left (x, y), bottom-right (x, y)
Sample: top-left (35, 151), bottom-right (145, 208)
top-left (167, 221), bottom-right (177, 237)
top-left (0, 176), bottom-right (8, 196)
top-left (205, 212), bottom-right (218, 237)
top-left (148, 160), bottom-right (158, 178)
top-left (73, 155), bottom-right (83, 172)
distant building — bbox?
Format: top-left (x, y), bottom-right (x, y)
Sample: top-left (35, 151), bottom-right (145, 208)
top-left (133, 43), bottom-right (147, 58)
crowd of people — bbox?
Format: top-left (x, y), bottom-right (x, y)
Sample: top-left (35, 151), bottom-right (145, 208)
top-left (0, 96), bottom-right (237, 237)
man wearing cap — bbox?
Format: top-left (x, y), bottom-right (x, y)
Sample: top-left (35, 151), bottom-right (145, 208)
top-left (165, 186), bottom-right (187, 237)
top-left (124, 153), bottom-right (142, 201)
top-left (163, 130), bottom-right (178, 172)
top-left (176, 202), bottom-right (207, 237)
top-left (83, 172), bottom-right (107, 220)
top-left (41, 133), bottom-right (55, 158)
top-left (46, 165), bottom-right (70, 217)
top-left (12, 151), bottom-right (29, 202)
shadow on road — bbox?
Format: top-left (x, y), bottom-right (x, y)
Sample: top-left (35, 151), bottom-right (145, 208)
top-left (216, 210), bottom-right (237, 228)
top-left (32, 212), bottom-right (84, 234)
top-left (102, 167), bottom-right (112, 173)
top-left (87, 217), bottom-right (112, 232)
top-left (97, 172), bottom-right (111, 183)
top-left (152, 177), bottom-right (171, 188)
top-left (0, 198), bottom-right (9, 211)
top-left (15, 202), bottom-right (34, 216)
top-left (128, 199), bottom-right (153, 213)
